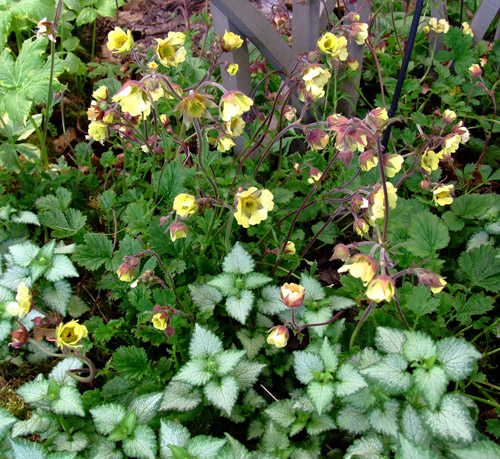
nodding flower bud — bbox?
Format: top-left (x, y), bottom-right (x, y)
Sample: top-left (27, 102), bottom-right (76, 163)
top-left (267, 325), bottom-right (289, 348)
top-left (308, 167), bottom-right (323, 184)
top-left (283, 105), bottom-right (297, 121)
top-left (116, 256), bottom-right (140, 282)
top-left (169, 221), bottom-right (188, 242)
top-left (306, 129), bottom-right (329, 150)
top-left (354, 219), bottom-right (369, 236)
top-left (359, 150), bottom-right (379, 171)
top-left (419, 180), bottom-right (431, 190)
top-left (442, 109), bottom-right (457, 124)
top-left (330, 243), bottom-right (350, 261)
top-left (280, 283), bottom-right (305, 308)
top-left (366, 275), bottom-right (395, 303)
top-left (468, 64), bottom-right (482, 78)
top-left (338, 149), bottom-right (354, 168)
top-left (283, 241), bottom-right (296, 255)
top-left (10, 325), bottom-right (29, 348)
top-left (347, 12), bottom-right (360, 22)
top-left (415, 269), bottom-right (447, 294)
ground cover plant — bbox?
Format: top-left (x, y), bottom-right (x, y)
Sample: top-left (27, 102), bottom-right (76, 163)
top-left (0, 0), bottom-right (500, 457)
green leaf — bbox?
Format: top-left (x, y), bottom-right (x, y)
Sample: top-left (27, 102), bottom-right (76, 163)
top-left (407, 211), bottom-right (449, 258)
top-left (67, 295), bottom-right (91, 318)
top-left (402, 331), bottom-right (437, 362)
top-left (8, 241), bottom-right (40, 267)
top-left (160, 382), bottom-right (202, 412)
top-left (306, 413), bottom-right (336, 436)
top-left (361, 354), bottom-right (411, 395)
top-left (76, 7), bottom-right (98, 26)
top-left (188, 284), bottom-right (222, 312)
top-left (451, 194), bottom-right (495, 219)
top-left (0, 265), bottom-right (31, 290)
top-left (243, 272), bottom-right (272, 289)
top-left (42, 280), bottom-right (72, 315)
top-left (39, 209), bottom-right (86, 238)
top-left (449, 439), bottom-right (500, 459)
top-left (189, 324), bottom-right (223, 359)
top-left (73, 234), bottom-right (113, 271)
top-left (10, 437), bottom-right (47, 459)
top-left (90, 403), bottom-right (126, 435)
top-left (368, 400), bottom-right (400, 437)
top-left (53, 431), bottom-right (89, 452)
top-left (294, 351), bottom-right (324, 385)
top-left (89, 439), bottom-right (124, 459)
top-left (345, 435), bottom-right (384, 459)
top-left (400, 404), bottom-right (430, 445)
top-left (0, 407), bottom-right (16, 439)
top-left (226, 290), bottom-right (254, 324)
top-left (231, 360), bottom-right (265, 390)
top-left (336, 406), bottom-right (371, 435)
top-left (159, 420), bottom-right (190, 457)
top-left (441, 211), bottom-right (465, 231)
top-left (303, 308), bottom-right (332, 338)
top-left (236, 330), bottom-right (265, 359)
top-left (45, 255), bottom-right (79, 282)
top-left (221, 433), bottom-right (251, 459)
top-left (173, 359), bottom-right (212, 387)
top-left (215, 350), bottom-right (246, 376)
top-left (396, 435), bottom-right (438, 459)
top-left (257, 285), bottom-right (287, 314)
top-left (375, 327), bottom-right (406, 354)
top-left (437, 336), bottom-right (482, 381)
top-left (458, 246), bottom-right (500, 292)
top-left (153, 161), bottom-right (186, 207)
top-left (401, 285), bottom-right (440, 317)
top-left (423, 394), bottom-right (475, 442)
top-left (122, 425), bottom-right (156, 459)
top-left (113, 346), bottom-right (148, 380)
top-left (222, 242), bottom-right (254, 274)
top-left (186, 435), bottom-right (227, 457)
top-left (413, 366), bottom-right (448, 410)
top-left (307, 381), bottom-right (334, 415)
top-left (300, 273), bottom-right (325, 300)
top-left (0, 143), bottom-right (19, 169)
top-left (207, 273), bottom-right (238, 297)
top-left (11, 211), bottom-right (40, 226)
top-left (320, 337), bottom-right (338, 373)
top-left (130, 392), bottom-right (162, 423)
top-left (204, 375), bottom-right (239, 415)
top-left (261, 422), bottom-right (290, 455)
top-left (334, 363), bottom-right (367, 397)
top-left (265, 400), bottom-right (295, 428)
top-left (11, 412), bottom-right (51, 438)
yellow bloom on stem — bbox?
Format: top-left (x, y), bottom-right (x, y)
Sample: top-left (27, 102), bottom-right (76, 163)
top-left (469, 64), bottom-right (482, 78)
top-left (428, 18), bottom-right (450, 34)
top-left (173, 194), bottom-right (197, 217)
top-left (107, 27), bottom-right (134, 54)
top-left (152, 313), bottom-right (167, 330)
top-left (234, 187), bottom-right (274, 228)
top-left (226, 63), bottom-right (239, 75)
top-left (421, 150), bottom-right (440, 173)
top-left (222, 30), bottom-right (244, 51)
top-left (431, 276), bottom-right (447, 294)
top-left (442, 109), bottom-right (456, 124)
top-left (6, 283), bottom-right (32, 318)
top-left (224, 117), bottom-right (245, 137)
top-left (56, 320), bottom-right (88, 349)
top-left (220, 91), bottom-right (253, 122)
top-left (217, 136), bottom-right (235, 152)
top-left (359, 151), bottom-right (378, 171)
top-left (87, 121), bottom-right (108, 143)
top-left (338, 254), bottom-right (377, 286)
top-left (267, 325), bottom-right (289, 348)
top-left (366, 275), bottom-right (395, 303)
top-left (369, 182), bottom-right (398, 222)
top-left (346, 58), bottom-right (359, 71)
top-left (93, 86), bottom-right (108, 101)
top-left (462, 22), bottom-right (474, 37)
top-left (350, 22), bottom-right (369, 45)
top-left (169, 222), bottom-right (188, 242)
top-left (284, 241), bottom-right (296, 255)
top-left (441, 134), bottom-right (461, 157)
top-left (432, 184), bottom-right (454, 206)
top-left (354, 219), bottom-right (369, 236)
top-left (317, 33), bottom-right (348, 60)
top-left (384, 154), bottom-right (404, 178)
top-left (301, 65), bottom-right (331, 101)
top-left (280, 283), bottom-right (305, 308)
top-left (155, 32), bottom-right (186, 68)
top-left (112, 83), bottom-right (151, 118)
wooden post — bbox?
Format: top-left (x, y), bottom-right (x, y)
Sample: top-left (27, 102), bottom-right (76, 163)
top-left (292, 0), bottom-right (321, 55)
top-left (470, 0), bottom-right (500, 43)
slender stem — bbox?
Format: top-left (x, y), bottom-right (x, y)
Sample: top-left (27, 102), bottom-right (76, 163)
top-left (392, 292), bottom-right (410, 329)
top-left (193, 119), bottom-right (219, 200)
top-left (349, 301), bottom-right (374, 350)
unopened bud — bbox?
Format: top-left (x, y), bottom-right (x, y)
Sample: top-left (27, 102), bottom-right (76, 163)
top-left (468, 64), bottom-right (482, 78)
top-left (419, 180), bottom-right (431, 190)
top-left (280, 283), bottom-right (305, 308)
top-left (330, 243), bottom-right (350, 261)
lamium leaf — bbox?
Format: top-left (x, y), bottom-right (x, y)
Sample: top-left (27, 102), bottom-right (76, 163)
top-left (257, 285), bottom-right (287, 314)
top-left (437, 336), bottom-right (482, 381)
top-left (368, 400), bottom-right (400, 437)
top-left (130, 392), bottom-right (162, 423)
top-left (345, 435), bottom-right (384, 459)
top-left (303, 307), bottom-right (332, 338)
top-left (375, 327), bottom-right (406, 354)
top-left (334, 363), bottom-right (367, 397)
top-left (226, 290), bottom-right (254, 324)
top-left (42, 280), bottom-right (72, 315)
top-left (189, 324), bottom-right (223, 359)
top-left (243, 272), bottom-right (272, 289)
top-left (49, 357), bottom-right (83, 387)
top-left (160, 420), bottom-right (190, 458)
top-left (186, 436), bottom-right (227, 458)
top-left (336, 406), bottom-right (371, 435)
top-left (215, 350), bottom-right (246, 376)
top-left (402, 331), bottom-right (437, 362)
top-left (400, 404), bottom-right (430, 446)
top-left (222, 242), bottom-right (254, 274)
top-left (236, 330), bottom-right (266, 359)
top-left (413, 366), bottom-right (448, 411)
top-left (188, 284), bottom-right (222, 312)
top-left (0, 265), bottom-right (31, 290)
top-left (306, 413), bottom-right (336, 436)
top-left (395, 435), bottom-right (439, 459)
top-left (449, 439), bottom-right (500, 459)
top-left (11, 412), bottom-right (51, 438)
top-left (221, 433), bottom-right (251, 459)
top-left (320, 337), bottom-right (338, 373)
top-left (423, 394), bottom-right (475, 442)
top-left (9, 438), bottom-right (47, 459)
top-left (204, 375), bottom-right (239, 415)
top-left (300, 273), bottom-right (325, 301)
top-left (53, 431), bottom-right (89, 452)
top-left (122, 425), bottom-right (157, 459)
top-left (173, 359), bottom-right (212, 387)
top-left (307, 381), bottom-right (334, 415)
top-left (0, 407), bottom-right (16, 439)
top-left (160, 382), bottom-right (202, 412)
top-left (261, 422), bottom-right (290, 455)
top-left (294, 351), bottom-right (324, 385)
top-left (265, 400), bottom-right (296, 428)
top-left (207, 273), bottom-right (238, 297)
top-left (8, 242), bottom-right (39, 267)
top-left (342, 387), bottom-right (377, 410)
top-left (361, 354), bottom-right (411, 395)
top-left (17, 378), bottom-right (50, 404)
top-left (45, 255), bottom-right (79, 282)
top-left (90, 403), bottom-right (126, 435)
top-left (231, 360), bottom-right (265, 390)
top-left (11, 211), bottom-right (40, 226)
top-left (88, 438), bottom-right (124, 459)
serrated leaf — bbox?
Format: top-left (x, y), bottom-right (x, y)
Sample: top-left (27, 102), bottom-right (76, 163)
top-left (413, 366), bottom-right (448, 411)
top-left (257, 285), bottom-right (287, 314)
top-left (113, 346), bottom-right (148, 380)
top-left (458, 246), bottom-right (500, 292)
top-left (408, 211), bottom-right (449, 257)
top-left (160, 382), bottom-right (202, 412)
top-left (221, 433), bottom-right (251, 459)
top-left (449, 439), bottom-right (500, 459)
top-left (222, 242), bottom-right (254, 274)
top-left (307, 381), bottom-right (334, 415)
top-left (261, 422), bottom-right (290, 455)
top-left (207, 273), bottom-right (238, 296)
top-left (88, 438), bottom-right (124, 459)
top-left (451, 194), bottom-right (495, 219)
top-left (11, 412), bottom-right (51, 438)
top-left (402, 331), bottom-right (437, 362)
top-left (215, 350), bottom-right (246, 376)
top-left (67, 295), bottom-right (91, 318)
top-left (0, 265), bottom-right (31, 289)
top-left (8, 242), bottom-right (39, 267)
top-left (368, 400), bottom-right (400, 437)
top-left (336, 406), bottom-right (371, 434)
top-left (42, 280), bottom-right (72, 315)
top-left (160, 420), bottom-right (190, 458)
top-left (231, 360), bottom-right (265, 390)
top-left (360, 354), bottom-right (411, 395)
top-left (345, 435), bottom-right (384, 459)
top-left (396, 435), bottom-right (438, 459)
top-left (91, 403), bottom-right (126, 435)
top-left (204, 375), bottom-right (239, 415)
top-left (402, 285), bottom-right (440, 317)
top-left (423, 394), bottom-right (475, 442)
top-left (441, 211), bottom-right (464, 231)
top-left (300, 273), bottom-right (325, 301)
top-left (173, 359), bottom-right (212, 387)
top-left (236, 330), bottom-right (265, 359)
top-left (306, 413), bottom-right (336, 436)
top-left (11, 211), bottom-right (40, 226)
top-left (10, 437), bottom-right (47, 459)
top-left (186, 435), bottom-right (226, 457)
top-left (51, 386), bottom-right (84, 416)
top-left (189, 324), bottom-right (223, 359)
top-left (330, 295), bottom-right (356, 311)
top-left (17, 378), bottom-right (49, 403)
top-left (73, 234), bottom-right (113, 271)
top-left (226, 290), bottom-right (254, 324)
top-left (265, 400), bottom-right (295, 428)
top-left (130, 392), bottom-right (162, 423)
top-left (334, 363), bottom-right (367, 397)
top-left (437, 336), bottom-right (482, 381)
top-left (122, 425), bottom-right (156, 459)
top-left (401, 404), bottom-right (430, 445)
top-left (188, 284), bottom-right (222, 312)
top-left (243, 272), bottom-right (272, 289)
top-left (45, 255), bottom-right (79, 282)
top-left (294, 351), bottom-right (324, 385)
top-left (303, 307), bottom-right (332, 338)
top-left (0, 407), bottom-right (16, 439)
top-left (320, 337), bottom-right (338, 373)
top-left (375, 327), bottom-right (406, 354)
top-left (53, 431), bottom-right (89, 452)
top-left (49, 357), bottom-right (83, 387)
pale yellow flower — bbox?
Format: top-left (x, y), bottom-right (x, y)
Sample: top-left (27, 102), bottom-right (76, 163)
top-left (222, 30), bottom-right (244, 51)
top-left (152, 313), bottom-right (167, 330)
top-left (234, 187), bottom-right (274, 228)
top-left (6, 283), bottom-right (32, 318)
top-left (87, 121), bottom-right (108, 143)
top-left (220, 92), bottom-right (253, 122)
top-left (107, 27), bottom-right (134, 54)
top-left (301, 65), bottom-right (331, 100)
top-left (267, 326), bottom-right (289, 348)
top-left (421, 150), bottom-right (440, 173)
top-left (173, 194), bottom-right (197, 217)
top-left (462, 22), bottom-right (474, 37)
top-left (317, 33), bottom-right (348, 60)
top-left (366, 275), bottom-right (395, 303)
top-left (112, 84), bottom-right (151, 118)
top-left (155, 32), bottom-right (186, 68)
top-left (432, 184), bottom-right (454, 206)
top-left (369, 182), bottom-right (398, 222)
top-left (384, 154), bottom-right (404, 178)
top-left (217, 136), bottom-right (235, 152)
top-left (280, 283), bottom-right (305, 308)
top-left (338, 254), bottom-right (377, 286)
top-left (92, 86), bottom-right (108, 101)
top-left (56, 320), bottom-right (88, 349)
top-left (224, 117), bottom-right (245, 137)
top-left (227, 63), bottom-right (239, 75)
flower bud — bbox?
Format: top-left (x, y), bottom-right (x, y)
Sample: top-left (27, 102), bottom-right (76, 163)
top-left (283, 241), bottom-right (296, 255)
top-left (338, 149), bottom-right (354, 168)
top-left (283, 105), bottom-right (296, 121)
top-left (116, 256), bottom-right (140, 282)
top-left (419, 180), bottom-right (431, 190)
top-left (306, 129), bottom-right (329, 150)
top-left (366, 107), bottom-right (388, 130)
top-left (346, 58), bottom-right (359, 71)
top-left (469, 64), bottom-right (482, 78)
top-left (281, 283), bottom-right (305, 308)
top-left (169, 222), bottom-right (188, 242)
top-left (308, 167), bottom-right (322, 184)
top-left (359, 150), bottom-right (379, 171)
top-left (222, 30), bottom-right (244, 52)
top-left (347, 12), bottom-right (360, 22)
top-left (330, 244), bottom-right (350, 261)
top-left (354, 219), bottom-right (369, 236)
top-left (267, 325), bottom-right (289, 348)
top-left (416, 269), bottom-right (447, 294)
top-left (366, 275), bottom-right (395, 303)
top-left (10, 325), bottom-right (29, 348)
top-left (442, 109), bottom-right (456, 124)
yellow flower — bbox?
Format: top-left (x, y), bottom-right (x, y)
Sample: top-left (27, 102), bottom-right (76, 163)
top-left (450, 86), bottom-right (461, 95)
top-left (224, 117), bottom-right (245, 137)
top-left (220, 92), bottom-right (253, 122)
top-left (152, 313), bottom-right (167, 330)
top-left (366, 275), bottom-right (395, 303)
top-left (217, 136), bottom-right (235, 152)
top-left (308, 170), bottom-right (322, 184)
top-left (469, 64), bottom-right (482, 78)
top-left (462, 22), bottom-right (474, 37)
top-left (173, 194), bottom-right (197, 217)
top-left (267, 325), bottom-right (289, 348)
top-left (106, 27), bottom-right (134, 54)
top-left (227, 63), bottom-right (239, 75)
top-left (87, 121), bottom-right (108, 143)
top-left (441, 134), bottom-right (461, 157)
top-left (421, 150), bottom-right (440, 173)
top-left (112, 84), bottom-right (151, 118)
top-left (169, 222), bottom-right (188, 242)
top-left (369, 182), bottom-right (398, 222)
top-left (431, 276), bottom-right (447, 294)
top-left (350, 22), bottom-right (369, 45)
top-left (148, 61), bottom-right (159, 71)
top-left (384, 154), bottom-right (404, 178)
top-left (432, 184), bottom-right (454, 206)
top-left (155, 32), bottom-right (186, 68)
top-left (354, 219), bottom-right (369, 236)
top-left (366, 107), bottom-right (388, 130)
top-left (116, 256), bottom-right (139, 282)
top-left (56, 320), bottom-right (88, 349)
top-left (317, 33), bottom-right (348, 60)
top-left (280, 283), bottom-right (305, 308)
top-left (442, 109), bottom-right (456, 124)
top-left (92, 86), bottom-right (108, 101)
top-left (338, 254), bottom-right (377, 286)
top-left (284, 241), bottom-right (296, 255)
top-left (428, 18), bottom-right (450, 34)
top-left (346, 58), bottom-right (359, 71)
top-left (301, 65), bottom-right (331, 101)
top-left (359, 151), bottom-right (378, 171)
top-left (234, 187), bottom-right (274, 228)
top-left (6, 283), bottom-right (32, 318)
top-left (222, 30), bottom-right (243, 51)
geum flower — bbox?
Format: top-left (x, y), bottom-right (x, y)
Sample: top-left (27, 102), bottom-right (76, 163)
top-left (338, 254), bottom-right (377, 286)
top-left (317, 33), bottom-right (348, 60)
top-left (432, 184), bottom-right (454, 206)
top-left (280, 283), bottom-right (305, 308)
top-left (220, 91), bottom-right (253, 122)
top-left (368, 182), bottom-right (398, 222)
top-left (155, 32), bottom-right (186, 67)
top-left (300, 65), bottom-right (331, 101)
top-left (267, 325), bottom-right (289, 348)
top-left (6, 283), bottom-right (32, 318)
top-left (112, 82), bottom-right (151, 118)
top-left (173, 194), bottom-right (197, 217)
top-left (234, 187), bottom-right (274, 228)
top-left (107, 27), bottom-right (134, 54)
top-left (366, 275), bottom-right (395, 303)
top-left (222, 30), bottom-right (244, 51)
top-left (421, 150), bottom-right (440, 174)
top-left (56, 320), bottom-right (88, 349)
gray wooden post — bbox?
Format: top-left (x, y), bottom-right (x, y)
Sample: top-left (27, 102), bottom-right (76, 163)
top-left (430, 0), bottom-right (447, 53)
top-left (292, 0), bottom-right (321, 55)
top-left (470, 0), bottom-right (500, 43)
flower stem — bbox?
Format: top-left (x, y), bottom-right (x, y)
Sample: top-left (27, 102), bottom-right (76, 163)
top-left (349, 301), bottom-right (374, 351)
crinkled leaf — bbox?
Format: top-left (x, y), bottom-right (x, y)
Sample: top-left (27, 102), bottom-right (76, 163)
top-left (345, 435), bottom-right (384, 459)
top-left (361, 354), bottom-right (411, 395)
top-left (336, 406), bottom-right (371, 435)
top-left (160, 382), bottom-right (202, 412)
top-left (203, 375), bottom-right (239, 415)
top-left (300, 273), bottom-right (325, 301)
top-left (207, 273), bottom-right (238, 297)
top-left (90, 403), bottom-right (126, 435)
top-left (368, 400), bottom-right (400, 437)
top-left (307, 381), bottom-right (334, 415)
top-left (122, 425), bottom-right (156, 459)
top-left (414, 366), bottom-right (448, 410)
top-left (256, 285), bottom-right (287, 314)
top-left (408, 211), bottom-right (449, 258)
top-left (226, 290), bottom-right (254, 324)
top-left (186, 435), bottom-right (227, 458)
top-left (334, 363), bottom-right (367, 397)
top-left (173, 359), bottom-right (212, 387)
top-left (215, 350), bottom-right (246, 376)
top-left (402, 331), bottom-right (436, 362)
top-left (45, 255), bottom-right (79, 282)
top-left (231, 360), bottom-right (265, 390)
top-left (294, 351), bottom-right (324, 385)
top-left (437, 336), bottom-right (482, 381)
top-left (188, 284), bottom-right (222, 312)
top-left (375, 327), bottom-right (406, 354)
top-left (189, 324), bottom-right (223, 359)
top-left (265, 400), bottom-right (295, 428)
top-left (222, 242), bottom-right (254, 274)
top-left (160, 420), bottom-right (190, 457)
